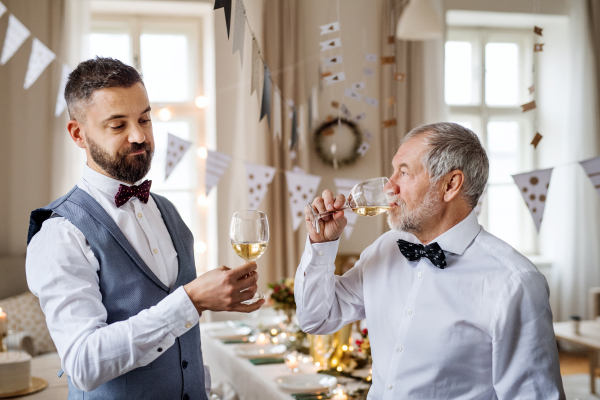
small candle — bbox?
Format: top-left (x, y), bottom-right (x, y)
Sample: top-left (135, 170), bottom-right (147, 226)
top-left (332, 391), bottom-right (348, 400)
top-left (256, 333), bottom-right (269, 345)
top-left (286, 351), bottom-right (299, 371)
top-left (0, 308), bottom-right (7, 335)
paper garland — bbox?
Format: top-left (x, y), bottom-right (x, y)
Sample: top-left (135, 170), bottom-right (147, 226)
top-left (206, 150), bottom-right (232, 195)
top-left (344, 87), bottom-right (362, 102)
top-left (0, 2), bottom-right (6, 19)
top-left (323, 55), bottom-right (343, 66)
top-left (319, 22), bottom-right (340, 35)
top-left (213, 0), bottom-right (233, 39)
top-left (273, 88), bottom-right (282, 140)
top-left (260, 64), bottom-right (272, 125)
top-left (290, 105), bottom-right (298, 150)
top-left (251, 38), bottom-right (260, 96)
top-left (1, 14), bottom-right (30, 65)
top-left (55, 64), bottom-right (71, 117)
top-left (580, 156), bottom-right (600, 196)
top-left (285, 170), bottom-right (322, 231)
top-left (512, 168), bottom-right (553, 232)
top-left (231, 0), bottom-right (245, 67)
top-left (24, 38), bottom-right (56, 89)
top-left (324, 72), bottom-right (346, 85)
top-left (165, 133), bottom-right (192, 180)
top-left (334, 178), bottom-right (361, 239)
top-left (245, 161), bottom-right (277, 210)
top-left (319, 38), bottom-right (342, 51)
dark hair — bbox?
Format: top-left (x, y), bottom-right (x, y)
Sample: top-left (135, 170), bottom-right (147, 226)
top-left (65, 57), bottom-right (143, 120)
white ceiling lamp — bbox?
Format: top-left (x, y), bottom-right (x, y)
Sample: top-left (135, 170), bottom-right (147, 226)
top-left (396, 0), bottom-right (443, 41)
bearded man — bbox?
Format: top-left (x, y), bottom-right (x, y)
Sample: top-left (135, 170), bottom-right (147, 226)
top-left (296, 122), bottom-right (565, 399)
top-left (26, 57), bottom-right (264, 400)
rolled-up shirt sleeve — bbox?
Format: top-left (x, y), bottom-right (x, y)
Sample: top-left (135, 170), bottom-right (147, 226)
top-left (26, 217), bottom-right (201, 392)
top-left (295, 235), bottom-right (366, 335)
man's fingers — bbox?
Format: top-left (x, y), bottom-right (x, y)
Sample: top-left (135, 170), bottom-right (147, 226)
top-left (230, 262), bottom-right (257, 280)
top-left (231, 299), bottom-right (265, 313)
top-left (312, 197), bottom-right (327, 214)
top-left (334, 194), bottom-right (345, 209)
top-left (322, 189), bottom-right (335, 211)
top-left (232, 271), bottom-right (258, 291)
top-left (235, 285), bottom-right (258, 302)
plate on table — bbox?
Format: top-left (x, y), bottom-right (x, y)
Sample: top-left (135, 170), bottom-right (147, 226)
top-left (208, 326), bottom-right (252, 340)
top-left (274, 374), bottom-right (337, 392)
top-left (234, 344), bottom-right (287, 359)
top-left (245, 315), bottom-right (287, 331)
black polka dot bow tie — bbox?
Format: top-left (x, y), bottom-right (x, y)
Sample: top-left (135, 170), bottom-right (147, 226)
top-left (114, 180), bottom-right (152, 208)
top-left (397, 239), bottom-right (447, 269)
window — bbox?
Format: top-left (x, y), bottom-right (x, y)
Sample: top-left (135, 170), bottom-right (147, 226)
top-left (89, 12), bottom-right (211, 273)
top-left (445, 28), bottom-right (537, 254)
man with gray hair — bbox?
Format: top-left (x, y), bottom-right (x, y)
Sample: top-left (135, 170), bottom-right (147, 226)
top-left (296, 122), bottom-right (564, 399)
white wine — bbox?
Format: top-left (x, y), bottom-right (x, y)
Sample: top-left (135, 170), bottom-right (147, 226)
top-left (231, 242), bottom-right (268, 261)
top-left (352, 206), bottom-right (391, 217)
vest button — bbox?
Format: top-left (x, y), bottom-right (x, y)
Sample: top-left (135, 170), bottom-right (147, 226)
top-left (182, 360), bottom-right (188, 369)
top-left (157, 347), bottom-right (163, 352)
top-left (182, 394), bottom-right (190, 400)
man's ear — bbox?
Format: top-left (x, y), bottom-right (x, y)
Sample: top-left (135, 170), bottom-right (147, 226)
top-left (443, 170), bottom-right (465, 202)
top-left (67, 120), bottom-right (86, 149)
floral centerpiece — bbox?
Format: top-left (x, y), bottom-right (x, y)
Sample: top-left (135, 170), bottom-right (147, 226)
top-left (268, 278), bottom-right (296, 311)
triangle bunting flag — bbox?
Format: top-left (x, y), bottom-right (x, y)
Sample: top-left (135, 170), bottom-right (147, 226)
top-left (319, 38), bottom-right (342, 51)
top-left (24, 38), bottom-right (56, 89)
top-left (290, 105), bottom-right (298, 150)
top-left (285, 170), bottom-right (322, 231)
top-left (334, 178), bottom-right (361, 239)
top-left (251, 37), bottom-right (260, 96)
top-left (165, 133), bottom-right (192, 180)
top-left (206, 150), bottom-right (232, 195)
top-left (260, 64), bottom-right (272, 125)
top-left (319, 22), bottom-right (340, 35)
top-left (1, 14), bottom-right (31, 65)
top-left (512, 168), bottom-right (553, 232)
top-left (232, 0), bottom-right (245, 67)
top-left (273, 87), bottom-right (282, 140)
top-left (580, 156), bottom-right (600, 196)
top-left (245, 161), bottom-right (277, 210)
top-left (0, 2), bottom-right (6, 19)
top-left (55, 64), bottom-right (71, 117)
top-left (213, 0), bottom-right (233, 39)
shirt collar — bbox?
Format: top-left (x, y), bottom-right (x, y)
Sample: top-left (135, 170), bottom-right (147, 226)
top-left (427, 210), bottom-right (481, 255)
top-left (81, 164), bottom-right (145, 198)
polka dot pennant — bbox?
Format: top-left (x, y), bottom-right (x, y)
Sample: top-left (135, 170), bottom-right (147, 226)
top-left (244, 161), bottom-right (277, 210)
top-left (0, 14), bottom-right (30, 66)
top-left (285, 169), bottom-right (322, 231)
top-left (579, 155), bottom-right (600, 197)
top-left (334, 178), bottom-right (360, 240)
top-left (206, 150), bottom-right (232, 195)
top-left (165, 133), bottom-right (192, 180)
top-left (512, 168), bottom-right (553, 232)
top-left (397, 239), bottom-right (447, 269)
top-left (23, 38), bottom-right (56, 89)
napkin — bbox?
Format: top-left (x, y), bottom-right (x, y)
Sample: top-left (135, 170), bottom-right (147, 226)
top-left (221, 338), bottom-right (251, 344)
top-left (291, 393), bottom-right (331, 400)
top-left (248, 357), bottom-right (285, 365)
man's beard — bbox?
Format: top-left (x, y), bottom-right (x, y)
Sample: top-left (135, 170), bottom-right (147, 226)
top-left (388, 183), bottom-right (441, 234)
top-left (86, 135), bottom-right (154, 184)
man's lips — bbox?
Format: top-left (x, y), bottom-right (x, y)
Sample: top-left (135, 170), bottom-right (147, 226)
top-left (128, 149), bottom-right (146, 155)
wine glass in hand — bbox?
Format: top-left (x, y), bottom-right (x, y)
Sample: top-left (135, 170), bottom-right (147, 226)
top-left (230, 211), bottom-right (269, 305)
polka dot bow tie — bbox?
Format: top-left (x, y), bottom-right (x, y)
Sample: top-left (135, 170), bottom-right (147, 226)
top-left (114, 180), bottom-right (152, 208)
top-left (397, 239), bottom-right (447, 269)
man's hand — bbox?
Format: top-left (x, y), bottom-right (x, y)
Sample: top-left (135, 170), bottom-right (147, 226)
top-left (183, 262), bottom-right (265, 314)
top-left (305, 189), bottom-right (347, 243)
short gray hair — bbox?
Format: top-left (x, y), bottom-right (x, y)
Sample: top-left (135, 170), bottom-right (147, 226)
top-left (401, 122), bottom-right (489, 209)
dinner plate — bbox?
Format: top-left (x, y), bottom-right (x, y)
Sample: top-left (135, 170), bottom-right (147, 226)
top-left (233, 344), bottom-right (287, 359)
top-left (208, 326), bottom-right (252, 340)
top-left (245, 315), bottom-right (287, 330)
top-left (274, 374), bottom-right (337, 392)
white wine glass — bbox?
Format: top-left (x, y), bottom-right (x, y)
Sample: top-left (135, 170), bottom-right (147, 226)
top-left (230, 210), bottom-right (268, 305)
top-left (306, 177), bottom-right (393, 233)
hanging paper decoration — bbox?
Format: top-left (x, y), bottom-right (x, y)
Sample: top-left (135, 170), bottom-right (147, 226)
top-left (0, 2), bottom-right (6, 18)
top-left (579, 156), bottom-right (600, 196)
top-left (1, 14), bottom-right (31, 65)
top-left (323, 55), bottom-right (343, 66)
top-left (528, 84), bottom-right (535, 95)
top-left (251, 38), bottom-right (260, 96)
top-left (344, 87), bottom-right (362, 102)
top-left (321, 71), bottom-right (333, 78)
top-left (231, 0), bottom-right (245, 67)
top-left (213, 0), bottom-right (233, 39)
top-left (365, 53), bottom-right (377, 62)
top-left (531, 133), bottom-right (543, 149)
top-left (319, 21), bottom-right (340, 35)
top-left (285, 170), bottom-right (322, 231)
top-left (165, 133), bottom-right (192, 180)
top-left (351, 82), bottom-right (365, 90)
top-left (395, 73), bottom-right (406, 82)
top-left (310, 86), bottom-right (319, 128)
top-left (534, 43), bottom-right (544, 52)
top-left (363, 129), bottom-right (373, 142)
top-left (512, 168), bottom-right (553, 232)
top-left (381, 56), bottom-right (395, 64)
top-left (357, 142), bottom-right (370, 156)
top-left (23, 38), bottom-right (56, 89)
top-left (363, 67), bottom-right (374, 76)
top-left (534, 26), bottom-right (543, 36)
top-left (55, 64), bottom-right (71, 117)
top-left (324, 72), bottom-right (346, 85)
top-left (298, 104), bottom-right (306, 149)
top-left (245, 161), bottom-right (277, 209)
top-left (206, 150), bottom-right (232, 194)
top-left (365, 97), bottom-right (379, 107)
top-left (319, 38), bottom-right (342, 51)
top-left (334, 178), bottom-right (361, 239)
top-left (260, 64), bottom-right (272, 125)
top-left (340, 103), bottom-right (351, 117)
top-left (354, 112), bottom-right (366, 122)
top-left (387, 97), bottom-right (396, 107)
top-left (331, 100), bottom-right (340, 109)
top-left (273, 87), bottom-right (282, 140)
top-left (290, 105), bottom-right (298, 150)
top-left (520, 100), bottom-right (536, 112)
top-left (383, 118), bottom-right (397, 128)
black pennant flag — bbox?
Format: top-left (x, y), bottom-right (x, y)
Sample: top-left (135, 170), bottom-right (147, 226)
top-left (260, 64), bottom-right (272, 125)
top-left (290, 105), bottom-right (298, 150)
top-left (214, 0), bottom-right (233, 39)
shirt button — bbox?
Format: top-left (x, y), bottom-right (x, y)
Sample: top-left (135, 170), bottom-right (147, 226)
top-left (182, 360), bottom-right (188, 369)
top-left (185, 322), bottom-right (192, 329)
top-left (157, 347), bottom-right (163, 352)
top-left (182, 394), bottom-right (190, 400)
top-left (137, 213), bottom-right (143, 218)
top-left (388, 385), bottom-right (393, 390)
top-left (417, 272), bottom-right (423, 278)
top-left (406, 309), bottom-right (412, 315)
top-left (397, 346), bottom-right (402, 352)
top-left (318, 251), bottom-right (324, 256)
top-left (153, 248), bottom-right (158, 254)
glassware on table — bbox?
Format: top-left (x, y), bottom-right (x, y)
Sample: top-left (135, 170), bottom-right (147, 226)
top-left (306, 177), bottom-right (393, 233)
top-left (230, 210), bottom-right (268, 305)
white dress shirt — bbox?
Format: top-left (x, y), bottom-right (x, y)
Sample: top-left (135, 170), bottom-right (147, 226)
top-left (26, 165), bottom-right (210, 394)
top-left (295, 211), bottom-right (565, 400)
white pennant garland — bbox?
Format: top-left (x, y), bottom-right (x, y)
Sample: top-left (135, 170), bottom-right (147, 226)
top-left (323, 55), bottom-right (343, 67)
top-left (165, 133), bottom-right (192, 180)
top-left (55, 64), bottom-right (71, 117)
top-left (1, 14), bottom-right (30, 65)
top-left (344, 87), bottom-right (362, 102)
top-left (285, 170), bottom-right (322, 231)
top-left (273, 88), bottom-right (282, 140)
top-left (319, 21), bottom-right (340, 35)
top-left (24, 38), bottom-right (55, 89)
top-left (334, 178), bottom-right (361, 239)
top-left (206, 150), bottom-right (232, 195)
top-left (579, 155), bottom-right (600, 196)
top-left (319, 38), bottom-right (342, 51)
top-left (245, 161), bottom-right (277, 210)
top-left (512, 168), bottom-right (553, 232)
top-left (231, 0), bottom-right (245, 67)
top-left (0, 2), bottom-right (6, 18)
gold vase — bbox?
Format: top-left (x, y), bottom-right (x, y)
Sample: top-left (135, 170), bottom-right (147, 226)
top-left (308, 323), bottom-right (353, 369)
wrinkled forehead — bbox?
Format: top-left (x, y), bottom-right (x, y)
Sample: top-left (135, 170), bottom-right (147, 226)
top-left (392, 133), bottom-right (430, 170)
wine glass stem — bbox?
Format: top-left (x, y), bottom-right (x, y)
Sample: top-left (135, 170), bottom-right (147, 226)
top-left (314, 204), bottom-right (351, 220)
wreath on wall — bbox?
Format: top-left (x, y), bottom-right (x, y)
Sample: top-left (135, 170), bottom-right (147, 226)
top-left (313, 118), bottom-right (363, 168)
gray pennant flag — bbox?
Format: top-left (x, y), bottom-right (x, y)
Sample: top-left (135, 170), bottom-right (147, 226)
top-left (213, 0), bottom-right (232, 39)
top-left (232, 0), bottom-right (245, 67)
top-left (260, 63), bottom-right (272, 125)
top-left (251, 37), bottom-right (260, 96)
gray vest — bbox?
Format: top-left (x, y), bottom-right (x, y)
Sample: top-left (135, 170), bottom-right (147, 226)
top-left (27, 187), bottom-right (207, 400)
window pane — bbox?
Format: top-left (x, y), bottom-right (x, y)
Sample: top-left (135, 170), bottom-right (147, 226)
top-left (89, 33), bottom-right (132, 65)
top-left (445, 41), bottom-right (473, 105)
top-left (147, 121), bottom-right (195, 190)
top-left (488, 185), bottom-right (521, 249)
top-left (485, 43), bottom-right (519, 106)
top-left (487, 121), bottom-right (519, 184)
top-left (141, 34), bottom-right (189, 102)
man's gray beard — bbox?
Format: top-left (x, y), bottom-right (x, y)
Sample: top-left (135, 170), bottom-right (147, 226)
top-left (388, 183), bottom-right (441, 233)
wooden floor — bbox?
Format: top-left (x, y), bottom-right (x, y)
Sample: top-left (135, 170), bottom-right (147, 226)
top-left (560, 350), bottom-right (590, 375)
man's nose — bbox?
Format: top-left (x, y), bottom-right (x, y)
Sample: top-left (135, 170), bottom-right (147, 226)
top-left (386, 176), bottom-right (400, 195)
top-left (128, 125), bottom-right (146, 143)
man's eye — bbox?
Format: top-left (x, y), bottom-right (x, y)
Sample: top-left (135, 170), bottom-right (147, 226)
top-left (140, 119), bottom-right (151, 124)
top-left (111, 124), bottom-right (125, 130)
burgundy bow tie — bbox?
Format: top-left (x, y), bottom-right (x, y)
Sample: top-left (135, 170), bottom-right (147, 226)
top-left (115, 180), bottom-right (152, 208)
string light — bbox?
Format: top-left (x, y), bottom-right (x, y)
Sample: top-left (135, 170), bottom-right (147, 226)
top-left (197, 195), bottom-right (209, 207)
top-left (195, 241), bottom-right (207, 254)
top-left (197, 146), bottom-right (208, 159)
top-left (195, 95), bottom-right (208, 109)
top-left (158, 108), bottom-right (172, 121)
